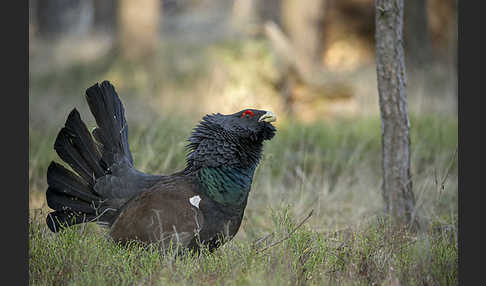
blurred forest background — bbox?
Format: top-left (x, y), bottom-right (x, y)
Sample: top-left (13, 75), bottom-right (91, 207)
top-left (29, 0), bottom-right (457, 125)
top-left (29, 1), bottom-right (458, 284)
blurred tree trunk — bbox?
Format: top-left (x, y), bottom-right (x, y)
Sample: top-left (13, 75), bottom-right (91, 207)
top-left (375, 0), bottom-right (417, 227)
top-left (231, 0), bottom-right (258, 33)
top-left (258, 0), bottom-right (281, 27)
top-left (272, 0), bottom-right (327, 113)
top-left (452, 0), bottom-right (458, 112)
top-left (232, 0), bottom-right (281, 34)
top-left (118, 0), bottom-right (160, 62)
top-left (36, 0), bottom-right (93, 39)
top-left (281, 0), bottom-right (327, 82)
top-left (263, 21), bottom-right (298, 113)
top-left (404, 0), bottom-right (432, 68)
top-left (94, 0), bottom-right (117, 32)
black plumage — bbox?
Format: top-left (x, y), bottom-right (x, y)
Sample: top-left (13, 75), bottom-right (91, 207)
top-left (45, 81), bottom-right (277, 252)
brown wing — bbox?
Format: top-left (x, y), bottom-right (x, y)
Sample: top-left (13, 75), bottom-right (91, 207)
top-left (109, 181), bottom-right (204, 250)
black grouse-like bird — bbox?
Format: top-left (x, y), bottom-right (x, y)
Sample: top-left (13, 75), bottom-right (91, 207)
top-left (45, 81), bottom-right (276, 252)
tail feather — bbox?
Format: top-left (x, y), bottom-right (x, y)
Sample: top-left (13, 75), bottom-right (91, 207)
top-left (47, 162), bottom-right (99, 202)
top-left (54, 127), bottom-right (97, 186)
top-left (85, 81), bottom-right (133, 167)
top-left (64, 109), bottom-right (106, 178)
top-left (46, 187), bottom-right (100, 214)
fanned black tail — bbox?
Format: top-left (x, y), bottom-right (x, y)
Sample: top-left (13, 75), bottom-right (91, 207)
top-left (46, 81), bottom-right (134, 232)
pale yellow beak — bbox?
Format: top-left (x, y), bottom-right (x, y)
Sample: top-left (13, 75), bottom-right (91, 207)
top-left (258, 111), bottom-right (277, 123)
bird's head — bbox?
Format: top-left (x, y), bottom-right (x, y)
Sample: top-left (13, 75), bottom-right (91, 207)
top-left (217, 109), bottom-right (277, 141)
top-left (186, 109), bottom-right (277, 168)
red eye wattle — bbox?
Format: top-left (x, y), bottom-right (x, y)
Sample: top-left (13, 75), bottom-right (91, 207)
top-left (241, 110), bottom-right (255, 118)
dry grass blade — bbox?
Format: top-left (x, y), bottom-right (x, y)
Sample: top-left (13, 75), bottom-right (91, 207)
top-left (256, 209), bottom-right (314, 254)
top-left (440, 145), bottom-right (458, 192)
top-left (252, 232), bottom-right (274, 248)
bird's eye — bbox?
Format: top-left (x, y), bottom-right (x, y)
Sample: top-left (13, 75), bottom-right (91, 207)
top-left (241, 110), bottom-right (255, 118)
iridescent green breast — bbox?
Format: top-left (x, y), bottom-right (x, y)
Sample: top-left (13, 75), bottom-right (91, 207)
top-left (196, 165), bottom-right (256, 206)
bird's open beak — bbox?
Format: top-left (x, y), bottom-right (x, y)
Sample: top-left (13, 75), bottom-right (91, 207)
top-left (259, 111), bottom-right (277, 123)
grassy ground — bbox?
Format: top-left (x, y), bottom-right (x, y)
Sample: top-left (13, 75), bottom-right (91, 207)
top-left (29, 113), bottom-right (457, 285)
top-left (29, 39), bottom-right (457, 285)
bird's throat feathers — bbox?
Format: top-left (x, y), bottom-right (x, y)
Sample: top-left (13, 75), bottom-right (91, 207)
top-left (185, 114), bottom-right (265, 170)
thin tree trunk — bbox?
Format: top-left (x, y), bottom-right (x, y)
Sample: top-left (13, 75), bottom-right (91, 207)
top-left (375, 0), bottom-right (416, 227)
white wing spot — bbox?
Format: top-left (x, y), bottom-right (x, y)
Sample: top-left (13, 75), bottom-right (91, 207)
top-left (189, 195), bottom-right (201, 209)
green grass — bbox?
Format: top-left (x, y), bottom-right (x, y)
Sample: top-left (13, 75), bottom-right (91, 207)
top-left (30, 206), bottom-right (457, 285)
top-left (29, 113), bottom-right (457, 285)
